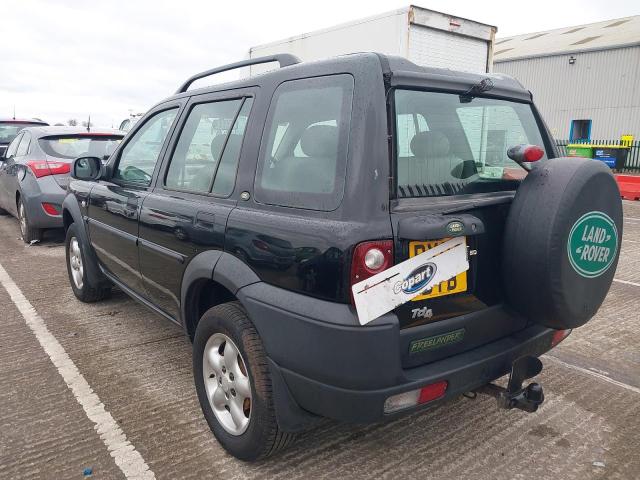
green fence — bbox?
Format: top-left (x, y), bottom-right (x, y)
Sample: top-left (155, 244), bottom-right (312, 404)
top-left (555, 139), bottom-right (640, 173)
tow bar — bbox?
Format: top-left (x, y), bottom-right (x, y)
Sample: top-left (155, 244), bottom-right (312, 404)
top-left (476, 356), bottom-right (545, 413)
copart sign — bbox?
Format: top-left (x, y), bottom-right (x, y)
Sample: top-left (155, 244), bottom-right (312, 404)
top-left (352, 237), bottom-right (469, 325)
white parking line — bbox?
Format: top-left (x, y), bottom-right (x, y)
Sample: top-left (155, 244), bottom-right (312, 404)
top-left (613, 278), bottom-right (640, 288)
top-left (544, 355), bottom-right (640, 395)
top-left (0, 263), bottom-right (155, 480)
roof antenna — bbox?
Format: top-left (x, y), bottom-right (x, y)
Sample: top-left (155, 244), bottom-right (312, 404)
top-left (87, 114), bottom-right (91, 132)
top-left (13, 105), bottom-right (16, 120)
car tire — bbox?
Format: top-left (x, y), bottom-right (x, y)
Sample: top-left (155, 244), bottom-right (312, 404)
top-left (65, 223), bottom-right (111, 302)
top-left (503, 157), bottom-right (623, 329)
top-left (17, 197), bottom-right (42, 243)
top-left (193, 301), bottom-right (294, 461)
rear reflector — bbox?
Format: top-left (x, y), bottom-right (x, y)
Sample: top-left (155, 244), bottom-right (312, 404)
top-left (418, 381), bottom-right (449, 404)
top-left (550, 329), bottom-right (572, 347)
top-left (41, 202), bottom-right (61, 216)
top-left (384, 380), bottom-right (448, 413)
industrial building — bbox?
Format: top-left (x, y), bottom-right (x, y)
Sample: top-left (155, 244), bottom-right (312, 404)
top-left (493, 15), bottom-right (640, 141)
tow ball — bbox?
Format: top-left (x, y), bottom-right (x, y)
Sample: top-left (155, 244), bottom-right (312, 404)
top-left (476, 356), bottom-right (545, 413)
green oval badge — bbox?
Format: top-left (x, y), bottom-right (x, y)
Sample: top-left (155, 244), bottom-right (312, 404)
top-left (567, 211), bottom-right (618, 278)
top-left (446, 221), bottom-right (464, 235)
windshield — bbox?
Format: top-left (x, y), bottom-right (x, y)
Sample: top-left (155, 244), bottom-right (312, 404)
top-left (394, 90), bottom-right (548, 198)
top-left (39, 135), bottom-right (123, 160)
top-left (0, 122), bottom-right (43, 144)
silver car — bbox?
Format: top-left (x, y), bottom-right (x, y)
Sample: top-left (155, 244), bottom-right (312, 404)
top-left (0, 126), bottom-right (124, 242)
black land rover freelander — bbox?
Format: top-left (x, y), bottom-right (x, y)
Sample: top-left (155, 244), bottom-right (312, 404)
top-left (62, 53), bottom-right (623, 460)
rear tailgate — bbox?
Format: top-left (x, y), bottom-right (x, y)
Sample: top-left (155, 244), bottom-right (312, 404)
top-left (390, 197), bottom-right (528, 366)
top-left (388, 86), bottom-right (552, 367)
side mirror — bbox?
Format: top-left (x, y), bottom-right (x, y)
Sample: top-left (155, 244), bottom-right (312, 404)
top-left (72, 156), bottom-right (103, 181)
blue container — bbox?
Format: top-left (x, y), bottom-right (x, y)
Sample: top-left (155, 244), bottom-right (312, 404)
top-left (593, 147), bottom-right (628, 170)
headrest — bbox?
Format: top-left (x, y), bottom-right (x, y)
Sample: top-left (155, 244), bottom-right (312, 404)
top-left (410, 131), bottom-right (450, 158)
top-left (300, 125), bottom-right (338, 157)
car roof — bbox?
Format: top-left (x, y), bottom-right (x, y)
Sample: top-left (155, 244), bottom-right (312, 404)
top-left (159, 52), bottom-right (530, 106)
top-left (0, 118), bottom-right (48, 125)
top-left (20, 126), bottom-right (125, 137)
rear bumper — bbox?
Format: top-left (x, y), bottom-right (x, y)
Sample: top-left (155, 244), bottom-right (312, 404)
top-left (22, 175), bottom-right (65, 228)
top-left (274, 324), bottom-right (553, 423)
top-left (238, 282), bottom-right (555, 428)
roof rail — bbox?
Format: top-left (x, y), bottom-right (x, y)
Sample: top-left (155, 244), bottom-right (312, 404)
top-left (175, 54), bottom-right (301, 94)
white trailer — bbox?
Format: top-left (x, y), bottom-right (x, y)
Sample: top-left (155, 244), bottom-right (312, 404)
top-left (248, 5), bottom-right (496, 76)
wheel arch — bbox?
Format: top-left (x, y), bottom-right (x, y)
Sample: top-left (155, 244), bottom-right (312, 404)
top-left (62, 195), bottom-right (106, 287)
top-left (181, 251), bottom-right (260, 340)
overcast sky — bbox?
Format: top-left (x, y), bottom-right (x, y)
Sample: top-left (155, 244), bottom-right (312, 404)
top-left (2, 0), bottom-right (638, 127)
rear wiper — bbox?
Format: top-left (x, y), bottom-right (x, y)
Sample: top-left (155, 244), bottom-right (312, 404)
top-left (459, 78), bottom-right (494, 103)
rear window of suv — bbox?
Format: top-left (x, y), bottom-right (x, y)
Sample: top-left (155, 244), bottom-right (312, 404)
top-left (255, 74), bottom-right (354, 211)
top-left (394, 90), bottom-right (548, 198)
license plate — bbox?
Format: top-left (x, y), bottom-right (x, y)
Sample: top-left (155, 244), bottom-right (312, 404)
top-left (409, 238), bottom-right (467, 300)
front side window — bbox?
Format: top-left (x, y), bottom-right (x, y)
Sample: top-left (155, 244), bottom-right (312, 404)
top-left (114, 108), bottom-right (178, 186)
top-left (394, 90), bottom-right (547, 198)
top-left (255, 74), bottom-right (354, 211)
top-left (165, 97), bottom-right (252, 195)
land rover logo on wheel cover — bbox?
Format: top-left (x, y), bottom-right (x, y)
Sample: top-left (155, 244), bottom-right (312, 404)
top-left (567, 211), bottom-right (618, 278)
top-left (393, 263), bottom-right (437, 294)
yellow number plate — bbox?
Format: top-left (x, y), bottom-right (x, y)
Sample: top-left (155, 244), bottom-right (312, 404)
top-left (409, 238), bottom-right (467, 300)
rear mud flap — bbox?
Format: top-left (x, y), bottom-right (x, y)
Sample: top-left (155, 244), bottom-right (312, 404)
top-left (475, 356), bottom-right (545, 413)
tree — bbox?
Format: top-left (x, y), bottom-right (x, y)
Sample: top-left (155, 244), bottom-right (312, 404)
top-left (67, 119), bottom-right (78, 126)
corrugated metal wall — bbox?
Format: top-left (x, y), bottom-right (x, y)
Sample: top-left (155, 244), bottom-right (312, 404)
top-left (494, 46), bottom-right (640, 139)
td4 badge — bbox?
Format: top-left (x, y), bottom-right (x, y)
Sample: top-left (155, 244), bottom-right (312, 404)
top-left (411, 306), bottom-right (433, 319)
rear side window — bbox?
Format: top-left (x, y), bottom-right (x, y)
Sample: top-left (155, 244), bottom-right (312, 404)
top-left (5, 133), bottom-right (23, 157)
top-left (39, 136), bottom-right (122, 160)
top-left (165, 97), bottom-right (253, 196)
top-left (255, 74), bottom-right (354, 211)
top-left (15, 132), bottom-right (31, 156)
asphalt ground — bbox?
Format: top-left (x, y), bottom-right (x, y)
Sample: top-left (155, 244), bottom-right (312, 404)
top-left (0, 202), bottom-right (639, 480)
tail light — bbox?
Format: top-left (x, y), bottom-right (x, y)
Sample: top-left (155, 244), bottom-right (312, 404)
top-left (507, 144), bottom-right (545, 168)
top-left (350, 240), bottom-right (393, 303)
top-left (26, 160), bottom-right (70, 178)
top-left (550, 329), bottom-right (572, 347)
